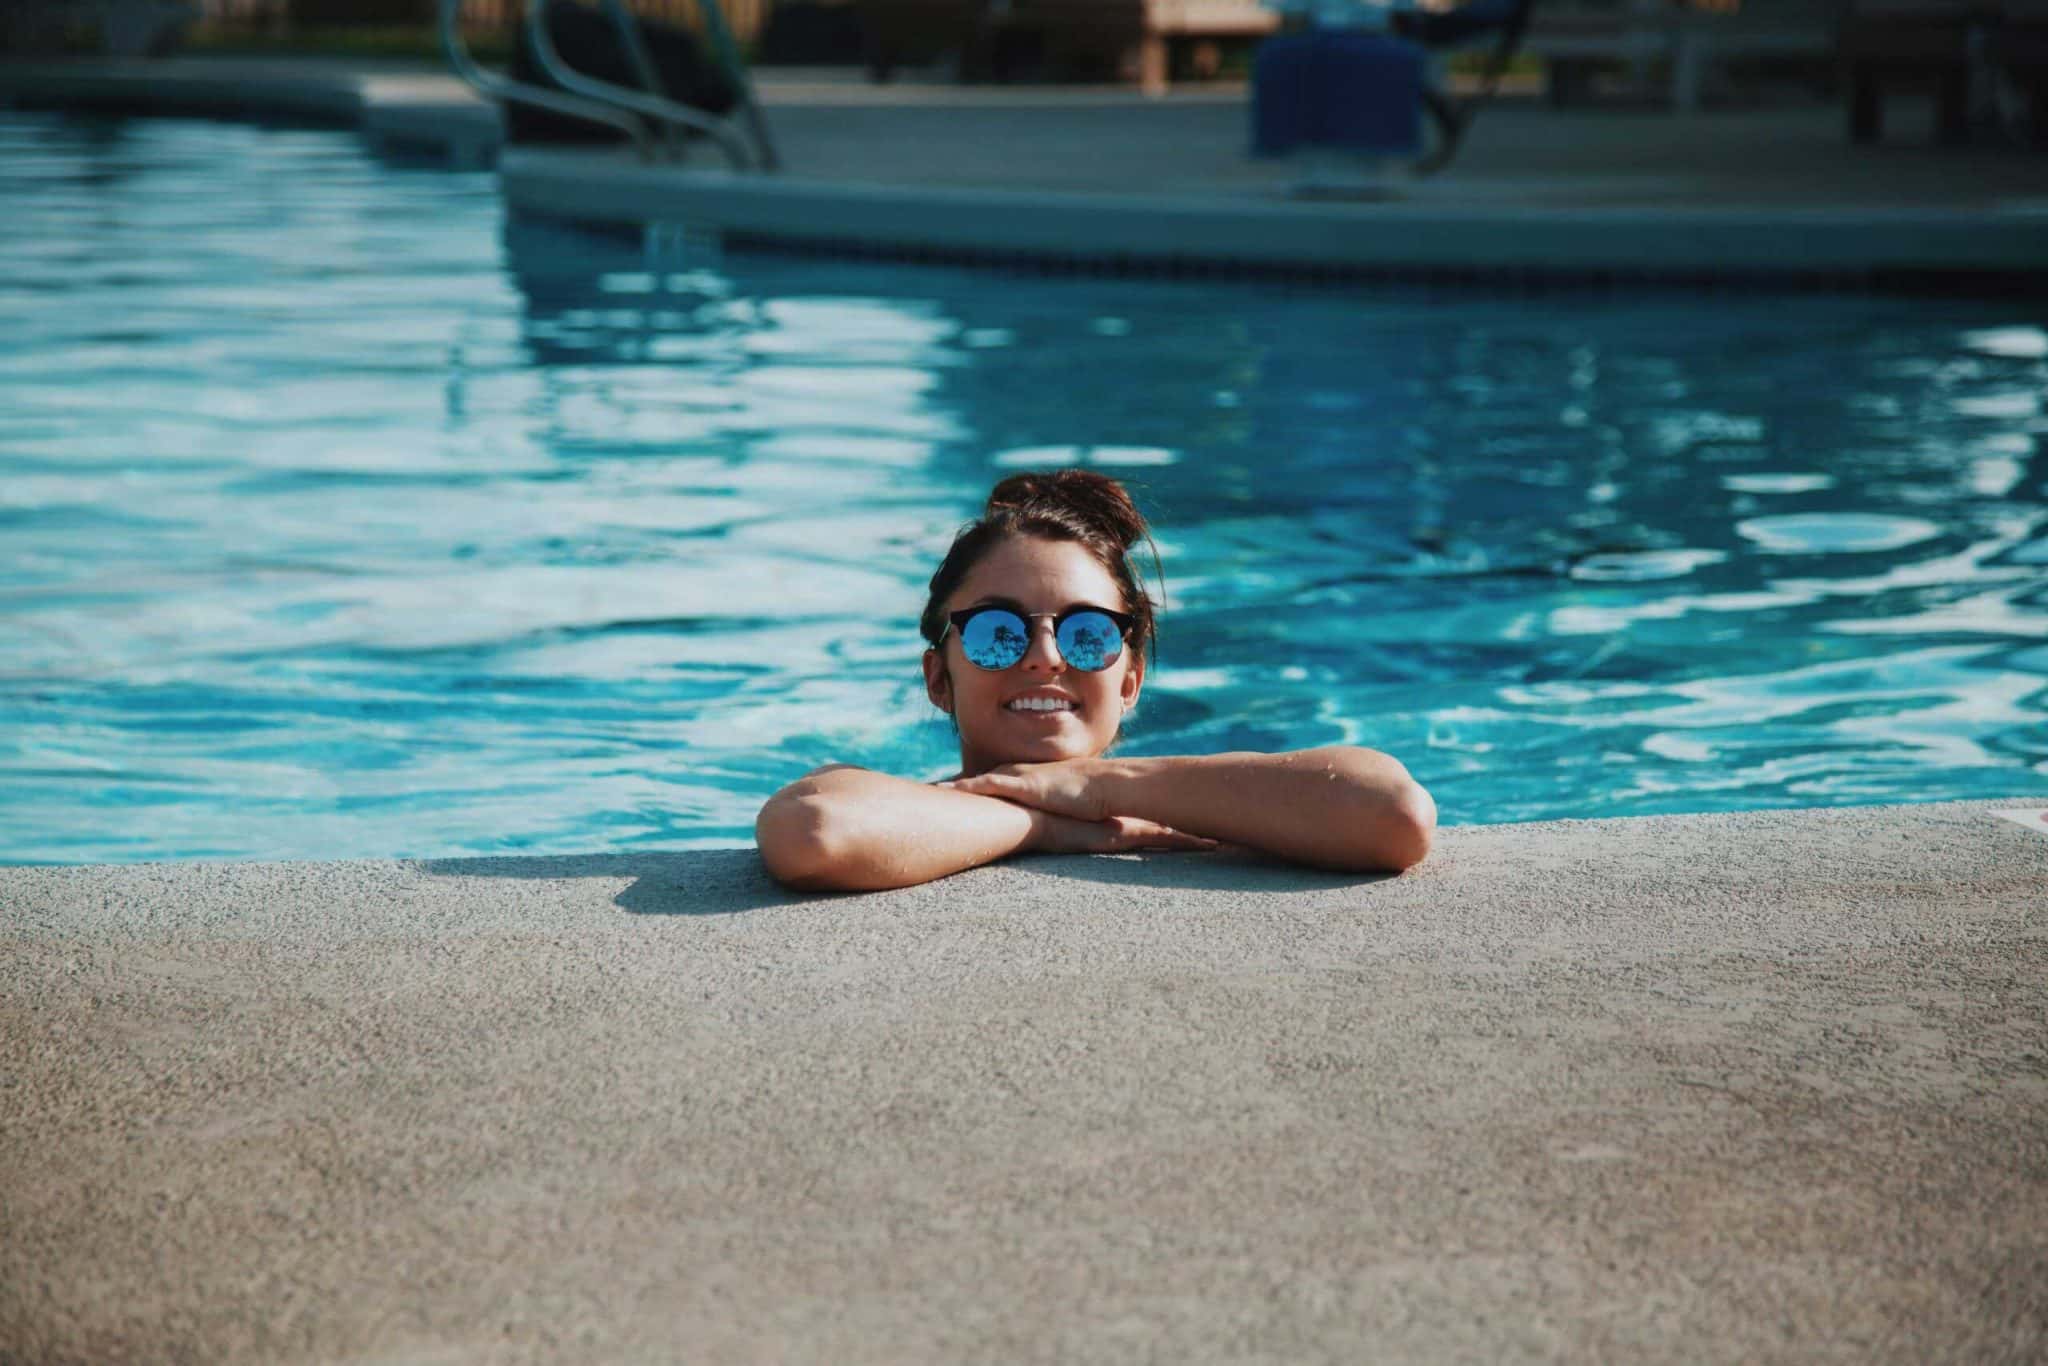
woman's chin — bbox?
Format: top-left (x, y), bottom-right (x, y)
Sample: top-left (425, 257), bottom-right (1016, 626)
top-left (977, 729), bottom-right (1097, 765)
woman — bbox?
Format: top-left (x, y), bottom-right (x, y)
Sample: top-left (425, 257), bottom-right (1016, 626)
top-left (755, 470), bottom-right (1436, 892)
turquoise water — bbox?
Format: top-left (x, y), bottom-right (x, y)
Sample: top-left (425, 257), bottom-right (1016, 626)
top-left (3, 113), bottom-right (2046, 864)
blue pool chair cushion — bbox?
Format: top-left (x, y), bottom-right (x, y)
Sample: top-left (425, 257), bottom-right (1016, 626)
top-left (1252, 29), bottom-right (1426, 160)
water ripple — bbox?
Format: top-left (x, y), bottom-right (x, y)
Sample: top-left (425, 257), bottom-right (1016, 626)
top-left (2, 114), bottom-right (2046, 860)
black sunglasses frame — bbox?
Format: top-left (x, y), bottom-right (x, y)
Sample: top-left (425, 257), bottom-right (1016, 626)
top-left (939, 604), bottom-right (1137, 672)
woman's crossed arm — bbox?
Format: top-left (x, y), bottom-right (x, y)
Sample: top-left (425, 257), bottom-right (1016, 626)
top-left (756, 748), bottom-right (1433, 893)
top-left (755, 764), bottom-right (1216, 893)
top-left (946, 747), bottom-right (1434, 875)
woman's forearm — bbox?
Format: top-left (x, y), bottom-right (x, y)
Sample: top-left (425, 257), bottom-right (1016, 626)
top-left (1102, 747), bottom-right (1434, 872)
top-left (756, 766), bottom-right (1039, 892)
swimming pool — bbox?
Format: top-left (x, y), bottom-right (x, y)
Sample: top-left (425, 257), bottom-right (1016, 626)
top-left (3, 112), bottom-right (2045, 864)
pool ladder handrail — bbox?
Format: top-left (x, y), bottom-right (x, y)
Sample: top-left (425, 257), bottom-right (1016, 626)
top-left (440, 0), bottom-right (778, 172)
top-left (440, 0), bottom-right (651, 156)
top-left (685, 0), bottom-right (782, 172)
top-left (526, 0), bottom-right (765, 170)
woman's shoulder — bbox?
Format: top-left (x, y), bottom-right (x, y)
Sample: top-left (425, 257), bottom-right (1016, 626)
top-left (793, 763), bottom-right (961, 785)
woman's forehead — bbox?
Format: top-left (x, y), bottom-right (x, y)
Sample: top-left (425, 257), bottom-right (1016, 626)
top-left (952, 536), bottom-right (1122, 607)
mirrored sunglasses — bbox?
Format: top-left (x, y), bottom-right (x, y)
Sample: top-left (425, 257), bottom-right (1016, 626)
top-left (941, 604), bottom-right (1135, 672)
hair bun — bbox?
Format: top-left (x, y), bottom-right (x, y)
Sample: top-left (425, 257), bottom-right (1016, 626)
top-left (985, 469), bottom-right (1147, 552)
top-left (921, 466), bottom-right (1165, 660)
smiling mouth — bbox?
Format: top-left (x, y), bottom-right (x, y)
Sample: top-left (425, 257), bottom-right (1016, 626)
top-left (1005, 700), bottom-right (1078, 716)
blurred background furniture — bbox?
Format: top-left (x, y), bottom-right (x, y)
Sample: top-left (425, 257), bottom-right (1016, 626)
top-left (1842, 0), bottom-right (2048, 143)
top-left (1999, 0), bottom-right (2048, 142)
top-left (1251, 19), bottom-right (1427, 181)
top-left (755, 0), bottom-right (869, 59)
top-left (1662, 0), bottom-right (1840, 108)
top-left (1840, 0), bottom-right (1979, 140)
top-left (1528, 0), bottom-right (1838, 109)
top-left (1388, 0), bottom-right (1534, 170)
top-left (853, 0), bottom-right (1279, 91)
top-left (0, 0), bottom-right (196, 55)
top-left (850, 0), bottom-right (977, 78)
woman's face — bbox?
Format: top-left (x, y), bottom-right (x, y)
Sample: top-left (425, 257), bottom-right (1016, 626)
top-left (922, 535), bottom-right (1144, 776)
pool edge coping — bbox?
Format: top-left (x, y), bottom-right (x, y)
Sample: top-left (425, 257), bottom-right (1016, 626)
top-left (6, 57), bottom-right (2047, 290)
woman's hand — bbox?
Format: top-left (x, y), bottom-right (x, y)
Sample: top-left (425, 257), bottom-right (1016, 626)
top-left (1026, 810), bottom-right (1220, 856)
top-left (938, 758), bottom-right (1121, 822)
top-left (939, 762), bottom-right (1216, 856)
top-left (969, 747), bottom-right (1435, 874)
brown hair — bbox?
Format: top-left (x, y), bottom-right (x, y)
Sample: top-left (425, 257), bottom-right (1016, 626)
top-left (919, 469), bottom-right (1163, 666)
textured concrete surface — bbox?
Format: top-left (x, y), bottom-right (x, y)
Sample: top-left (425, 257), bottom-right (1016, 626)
top-left (5, 798), bottom-right (2046, 1362)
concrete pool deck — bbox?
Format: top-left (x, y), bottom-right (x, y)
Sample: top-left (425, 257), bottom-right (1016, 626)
top-left (3, 56), bottom-right (2046, 284)
top-left (4, 797), bottom-right (2046, 1360)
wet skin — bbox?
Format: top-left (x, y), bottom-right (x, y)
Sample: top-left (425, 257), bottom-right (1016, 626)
top-left (751, 533), bottom-right (1434, 891)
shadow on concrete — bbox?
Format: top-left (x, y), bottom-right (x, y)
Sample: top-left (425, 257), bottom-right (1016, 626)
top-left (1012, 845), bottom-right (1398, 894)
top-left (416, 849), bottom-right (795, 917)
top-left (415, 845), bottom-right (1390, 916)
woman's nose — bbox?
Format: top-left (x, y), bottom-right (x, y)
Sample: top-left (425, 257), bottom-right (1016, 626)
top-left (1019, 618), bottom-right (1064, 671)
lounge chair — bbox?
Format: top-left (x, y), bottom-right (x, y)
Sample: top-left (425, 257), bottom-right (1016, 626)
top-left (1253, 21), bottom-right (1430, 184)
top-left (1252, 0), bottom-right (1537, 179)
top-left (1391, 0), bottom-right (1538, 172)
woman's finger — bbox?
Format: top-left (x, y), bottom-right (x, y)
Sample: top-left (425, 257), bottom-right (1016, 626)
top-left (1110, 819), bottom-right (1218, 851)
top-left (945, 777), bottom-right (1067, 820)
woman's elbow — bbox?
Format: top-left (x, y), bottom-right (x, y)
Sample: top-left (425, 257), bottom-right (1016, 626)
top-left (1322, 749), bottom-right (1434, 871)
top-left (755, 791), bottom-right (844, 890)
top-left (1346, 774), bottom-right (1434, 873)
top-left (1378, 779), bottom-right (1436, 871)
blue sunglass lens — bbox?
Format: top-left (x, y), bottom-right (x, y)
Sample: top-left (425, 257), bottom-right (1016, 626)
top-left (960, 610), bottom-right (1030, 669)
top-left (956, 609), bottom-right (1126, 671)
top-left (1056, 611), bottom-right (1122, 671)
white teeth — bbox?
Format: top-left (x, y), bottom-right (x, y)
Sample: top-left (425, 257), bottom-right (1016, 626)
top-left (1007, 698), bottom-right (1073, 712)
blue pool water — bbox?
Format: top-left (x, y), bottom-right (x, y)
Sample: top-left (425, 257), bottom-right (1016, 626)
top-left (3, 113), bottom-right (2046, 864)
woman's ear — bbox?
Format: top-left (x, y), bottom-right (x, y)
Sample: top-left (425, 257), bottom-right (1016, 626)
top-left (921, 648), bottom-right (952, 713)
top-left (1120, 655), bottom-right (1143, 711)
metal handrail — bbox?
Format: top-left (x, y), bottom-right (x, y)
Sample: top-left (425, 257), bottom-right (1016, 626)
top-left (528, 0), bottom-right (756, 169)
top-left (599, 0), bottom-right (667, 103)
top-left (438, 0), bottom-right (654, 157)
top-left (686, 0), bottom-right (781, 172)
top-left (597, 0), bottom-right (777, 170)
top-left (607, 0), bottom-right (780, 172)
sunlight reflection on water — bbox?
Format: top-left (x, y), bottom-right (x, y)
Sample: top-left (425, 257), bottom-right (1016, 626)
top-left (2, 114), bottom-right (2046, 862)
